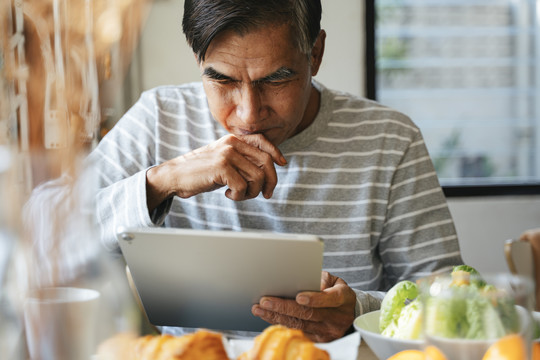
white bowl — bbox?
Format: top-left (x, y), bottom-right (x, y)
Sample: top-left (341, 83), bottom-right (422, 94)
top-left (353, 310), bottom-right (423, 359)
top-left (354, 307), bottom-right (532, 360)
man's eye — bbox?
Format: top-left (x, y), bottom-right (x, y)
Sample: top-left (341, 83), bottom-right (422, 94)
top-left (263, 80), bottom-right (289, 87)
top-left (215, 79), bottom-right (234, 85)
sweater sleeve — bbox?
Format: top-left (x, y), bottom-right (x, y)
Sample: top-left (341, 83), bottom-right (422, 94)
top-left (87, 91), bottom-right (172, 251)
top-left (378, 128), bottom-right (463, 285)
top-left (353, 289), bottom-right (385, 317)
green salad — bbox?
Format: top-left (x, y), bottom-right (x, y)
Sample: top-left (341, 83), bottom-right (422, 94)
top-left (379, 265), bottom-right (520, 340)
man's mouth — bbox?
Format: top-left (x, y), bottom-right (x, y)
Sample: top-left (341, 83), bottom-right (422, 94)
top-left (237, 128), bottom-right (267, 136)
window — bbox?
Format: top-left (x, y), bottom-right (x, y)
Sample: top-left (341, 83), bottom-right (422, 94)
top-left (367, 0), bottom-right (540, 195)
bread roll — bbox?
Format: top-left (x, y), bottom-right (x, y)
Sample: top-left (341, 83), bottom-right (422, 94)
top-left (97, 332), bottom-right (139, 360)
top-left (238, 325), bottom-right (330, 360)
top-left (96, 330), bottom-right (229, 360)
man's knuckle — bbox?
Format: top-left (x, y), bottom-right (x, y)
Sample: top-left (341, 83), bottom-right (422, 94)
top-left (245, 186), bottom-right (259, 198)
top-left (267, 312), bottom-right (280, 324)
top-left (260, 151), bottom-right (272, 164)
top-left (337, 292), bottom-right (347, 305)
top-left (237, 183), bottom-right (248, 194)
top-left (300, 306), bottom-right (315, 320)
top-left (312, 333), bottom-right (325, 343)
top-left (220, 144), bottom-right (236, 156)
top-left (290, 317), bottom-right (304, 330)
top-left (253, 167), bottom-right (265, 179)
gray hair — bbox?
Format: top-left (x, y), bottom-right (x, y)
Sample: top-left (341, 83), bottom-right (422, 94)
top-left (182, 0), bottom-right (322, 62)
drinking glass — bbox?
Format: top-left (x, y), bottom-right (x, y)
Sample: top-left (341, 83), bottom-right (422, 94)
top-left (420, 273), bottom-right (534, 360)
top-left (17, 152), bottom-right (142, 359)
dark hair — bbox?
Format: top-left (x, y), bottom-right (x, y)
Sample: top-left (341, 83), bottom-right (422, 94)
top-left (183, 0), bottom-right (322, 62)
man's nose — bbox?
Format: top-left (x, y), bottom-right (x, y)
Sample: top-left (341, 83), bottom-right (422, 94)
top-left (236, 84), bottom-right (265, 125)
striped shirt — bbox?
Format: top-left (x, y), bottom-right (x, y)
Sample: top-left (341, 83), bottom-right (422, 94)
top-left (89, 80), bottom-right (463, 316)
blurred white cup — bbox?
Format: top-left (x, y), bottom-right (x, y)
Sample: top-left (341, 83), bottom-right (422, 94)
top-left (24, 287), bottom-right (100, 360)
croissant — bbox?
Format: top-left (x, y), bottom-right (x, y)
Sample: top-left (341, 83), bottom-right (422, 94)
top-left (96, 330), bottom-right (230, 360)
top-left (238, 325), bottom-right (330, 360)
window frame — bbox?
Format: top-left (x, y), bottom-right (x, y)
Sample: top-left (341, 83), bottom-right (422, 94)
top-left (364, 0), bottom-right (540, 197)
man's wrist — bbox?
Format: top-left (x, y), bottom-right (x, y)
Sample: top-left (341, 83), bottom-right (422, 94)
top-left (146, 165), bottom-right (173, 212)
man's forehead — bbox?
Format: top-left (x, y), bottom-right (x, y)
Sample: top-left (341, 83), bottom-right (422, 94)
top-left (204, 24), bottom-right (299, 60)
top-left (200, 25), bottom-right (305, 79)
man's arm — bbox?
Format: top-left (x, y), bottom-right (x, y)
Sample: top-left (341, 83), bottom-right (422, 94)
top-left (89, 91), bottom-right (161, 250)
top-left (378, 129), bottom-right (463, 282)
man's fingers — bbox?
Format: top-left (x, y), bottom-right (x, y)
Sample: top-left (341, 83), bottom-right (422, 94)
top-left (320, 271), bottom-right (339, 290)
top-left (252, 304), bottom-right (317, 331)
top-left (297, 273), bottom-right (356, 309)
top-left (251, 274), bottom-right (357, 343)
top-left (296, 287), bottom-right (345, 308)
top-left (255, 297), bottom-right (322, 321)
top-left (298, 272), bottom-right (348, 308)
top-left (236, 134), bottom-right (287, 166)
top-left (216, 148), bottom-right (267, 200)
top-left (219, 135), bottom-right (281, 199)
top-left (232, 136), bottom-right (280, 198)
top-left (252, 304), bottom-right (307, 328)
top-left (240, 150), bottom-right (277, 199)
top-left (251, 304), bottom-right (342, 343)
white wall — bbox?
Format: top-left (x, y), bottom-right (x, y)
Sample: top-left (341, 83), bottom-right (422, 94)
top-left (138, 0), bottom-right (199, 89)
top-left (318, 1), bottom-right (364, 97)
top-left (448, 196), bottom-right (540, 274)
top-left (133, 1), bottom-right (539, 275)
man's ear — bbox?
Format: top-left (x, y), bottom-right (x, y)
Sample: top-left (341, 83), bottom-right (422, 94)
top-left (310, 30), bottom-right (326, 76)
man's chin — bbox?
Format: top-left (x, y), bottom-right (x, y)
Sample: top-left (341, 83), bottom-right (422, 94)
top-left (232, 130), bottom-right (283, 146)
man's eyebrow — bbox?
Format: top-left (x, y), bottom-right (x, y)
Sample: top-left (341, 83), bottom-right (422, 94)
top-left (202, 66), bottom-right (297, 83)
top-left (202, 67), bottom-right (235, 81)
top-left (259, 67), bottom-right (298, 82)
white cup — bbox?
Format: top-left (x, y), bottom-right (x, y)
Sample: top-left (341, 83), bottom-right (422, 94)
top-left (24, 287), bottom-right (100, 360)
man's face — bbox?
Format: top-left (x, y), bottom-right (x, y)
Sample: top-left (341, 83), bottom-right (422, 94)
top-left (199, 24), bottom-right (323, 146)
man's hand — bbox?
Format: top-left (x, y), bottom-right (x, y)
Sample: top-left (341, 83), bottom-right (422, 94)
top-left (146, 134), bottom-right (286, 211)
top-left (251, 271), bottom-right (357, 343)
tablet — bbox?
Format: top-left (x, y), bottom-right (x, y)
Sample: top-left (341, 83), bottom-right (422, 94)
top-left (116, 227), bottom-right (324, 332)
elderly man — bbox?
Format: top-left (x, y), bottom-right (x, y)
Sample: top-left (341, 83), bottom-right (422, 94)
top-left (89, 0), bottom-right (463, 342)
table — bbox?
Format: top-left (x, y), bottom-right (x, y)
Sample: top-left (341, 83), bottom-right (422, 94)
top-left (357, 340), bottom-right (378, 360)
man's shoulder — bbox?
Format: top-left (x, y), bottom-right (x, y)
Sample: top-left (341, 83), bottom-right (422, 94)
top-left (324, 87), bottom-right (417, 129)
top-left (141, 82), bottom-right (207, 104)
top-left (134, 82), bottom-right (210, 120)
top-left (143, 82), bottom-right (205, 98)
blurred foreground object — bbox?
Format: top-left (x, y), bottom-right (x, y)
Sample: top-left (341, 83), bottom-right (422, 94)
top-left (0, 0), bottom-right (152, 358)
top-left (421, 273), bottom-right (534, 360)
top-left (97, 331), bottom-right (230, 360)
top-left (96, 325), bottom-right (331, 360)
top-left (0, 0), bottom-right (151, 183)
top-left (238, 325), bottom-right (331, 360)
top-left (505, 229), bottom-right (540, 311)
top-left (0, 147), bottom-right (25, 360)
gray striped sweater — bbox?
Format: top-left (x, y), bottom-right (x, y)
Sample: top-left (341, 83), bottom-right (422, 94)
top-left (88, 80), bottom-right (463, 317)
